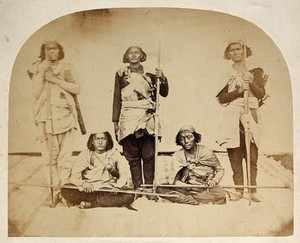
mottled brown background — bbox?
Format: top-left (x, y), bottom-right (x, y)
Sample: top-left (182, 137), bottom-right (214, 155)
top-left (1, 0), bottom-right (300, 242)
top-left (8, 8), bottom-right (292, 154)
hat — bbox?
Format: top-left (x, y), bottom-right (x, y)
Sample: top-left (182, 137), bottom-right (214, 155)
top-left (88, 128), bottom-right (112, 135)
top-left (179, 125), bottom-right (196, 133)
top-left (227, 39), bottom-right (244, 46)
top-left (43, 40), bottom-right (60, 46)
top-left (87, 123), bottom-right (113, 135)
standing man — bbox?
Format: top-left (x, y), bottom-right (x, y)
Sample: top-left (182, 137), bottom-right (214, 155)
top-left (216, 39), bottom-right (268, 202)
top-left (30, 41), bottom-right (80, 206)
top-left (157, 125), bottom-right (226, 205)
top-left (112, 46), bottom-right (169, 199)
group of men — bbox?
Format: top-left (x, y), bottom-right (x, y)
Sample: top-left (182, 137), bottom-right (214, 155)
top-left (28, 39), bottom-right (268, 208)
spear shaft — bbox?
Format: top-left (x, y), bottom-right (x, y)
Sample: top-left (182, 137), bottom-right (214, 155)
top-left (243, 36), bottom-right (252, 206)
top-left (141, 184), bottom-right (291, 189)
top-left (153, 41), bottom-right (161, 195)
top-left (8, 182), bottom-right (179, 198)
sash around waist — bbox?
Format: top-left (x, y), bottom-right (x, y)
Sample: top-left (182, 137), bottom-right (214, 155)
top-left (50, 96), bottom-right (69, 107)
top-left (121, 99), bottom-right (155, 110)
top-left (229, 97), bottom-right (259, 109)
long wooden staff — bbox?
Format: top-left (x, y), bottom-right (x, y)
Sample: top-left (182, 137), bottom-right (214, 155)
top-left (243, 37), bottom-right (252, 205)
top-left (8, 182), bottom-right (179, 198)
top-left (153, 42), bottom-right (161, 195)
top-left (141, 184), bottom-right (292, 190)
top-left (64, 69), bottom-right (86, 135)
top-left (45, 66), bottom-right (55, 208)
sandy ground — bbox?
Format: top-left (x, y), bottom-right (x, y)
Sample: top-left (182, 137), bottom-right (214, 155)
top-left (8, 153), bottom-right (293, 237)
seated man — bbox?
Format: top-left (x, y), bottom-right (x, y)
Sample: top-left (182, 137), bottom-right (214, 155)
top-left (157, 125), bottom-right (226, 205)
top-left (61, 129), bottom-right (135, 209)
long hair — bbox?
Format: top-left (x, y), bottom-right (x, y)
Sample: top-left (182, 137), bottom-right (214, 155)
top-left (39, 43), bottom-right (65, 61)
top-left (175, 132), bottom-right (202, 146)
top-left (87, 132), bottom-right (114, 151)
top-left (122, 46), bottom-right (147, 63)
top-left (224, 44), bottom-right (252, 60)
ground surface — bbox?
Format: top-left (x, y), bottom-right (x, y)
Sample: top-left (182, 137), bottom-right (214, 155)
top-left (8, 153), bottom-right (293, 237)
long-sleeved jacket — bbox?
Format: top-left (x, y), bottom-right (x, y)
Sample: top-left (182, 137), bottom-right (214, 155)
top-left (215, 66), bottom-right (267, 148)
top-left (216, 67), bottom-right (266, 123)
top-left (112, 65), bottom-right (169, 122)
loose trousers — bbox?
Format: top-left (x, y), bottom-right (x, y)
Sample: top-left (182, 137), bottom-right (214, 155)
top-left (61, 184), bottom-right (135, 207)
top-left (227, 131), bottom-right (258, 193)
top-left (38, 122), bottom-right (74, 193)
top-left (157, 184), bottom-right (226, 205)
top-left (121, 134), bottom-right (155, 189)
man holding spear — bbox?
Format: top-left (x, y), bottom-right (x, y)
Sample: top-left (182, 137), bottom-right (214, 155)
top-left (29, 41), bottom-right (82, 207)
top-left (112, 46), bottom-right (169, 200)
top-left (216, 39), bottom-right (268, 202)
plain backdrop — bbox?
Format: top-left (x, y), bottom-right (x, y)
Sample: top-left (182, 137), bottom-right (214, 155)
top-left (1, 1), bottom-right (300, 243)
top-left (8, 8), bottom-right (292, 154)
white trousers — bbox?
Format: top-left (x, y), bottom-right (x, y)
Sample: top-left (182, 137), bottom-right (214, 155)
top-left (37, 122), bottom-right (75, 192)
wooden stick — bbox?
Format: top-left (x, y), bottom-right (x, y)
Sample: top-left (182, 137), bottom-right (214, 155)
top-left (45, 76), bottom-right (54, 208)
top-left (243, 35), bottom-right (252, 206)
top-left (8, 182), bottom-right (179, 198)
top-left (64, 69), bottom-right (86, 135)
top-left (141, 184), bottom-right (292, 189)
top-left (153, 41), bottom-right (161, 195)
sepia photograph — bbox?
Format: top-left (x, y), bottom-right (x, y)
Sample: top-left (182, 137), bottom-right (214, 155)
top-left (1, 0), bottom-right (299, 242)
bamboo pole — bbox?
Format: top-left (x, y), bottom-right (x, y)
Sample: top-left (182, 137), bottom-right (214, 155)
top-left (45, 69), bottom-right (55, 208)
top-left (8, 182), bottom-right (179, 198)
top-left (141, 184), bottom-right (291, 189)
top-left (153, 41), bottom-right (161, 195)
top-left (243, 37), bottom-right (252, 206)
